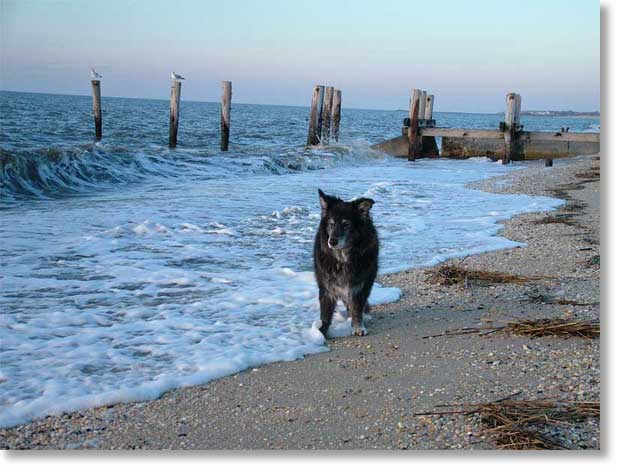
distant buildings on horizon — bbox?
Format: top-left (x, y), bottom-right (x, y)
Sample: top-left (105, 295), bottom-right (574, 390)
top-left (518, 110), bottom-right (600, 117)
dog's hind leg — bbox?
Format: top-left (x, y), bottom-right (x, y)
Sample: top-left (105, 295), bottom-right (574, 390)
top-left (318, 289), bottom-right (336, 337)
top-left (349, 295), bottom-right (368, 336)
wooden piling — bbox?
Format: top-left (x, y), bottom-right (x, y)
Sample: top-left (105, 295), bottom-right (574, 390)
top-left (418, 91), bottom-right (427, 119)
top-left (408, 89), bottom-right (422, 161)
top-left (316, 86), bottom-right (326, 142)
top-left (424, 94), bottom-right (434, 120)
top-left (307, 85), bottom-right (322, 146)
top-left (504, 92), bottom-right (519, 128)
top-left (321, 87), bottom-right (334, 144)
top-left (220, 81), bottom-right (232, 151)
top-left (169, 80), bottom-right (182, 147)
top-left (331, 89), bottom-right (342, 142)
top-left (502, 92), bottom-right (520, 164)
top-left (91, 80), bottom-right (102, 140)
top-left (545, 159), bottom-right (553, 167)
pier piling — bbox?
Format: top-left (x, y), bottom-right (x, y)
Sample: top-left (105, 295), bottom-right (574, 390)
top-left (321, 87), bottom-right (334, 144)
top-left (424, 94), bottom-right (434, 120)
top-left (317, 86), bottom-right (326, 142)
top-left (502, 92), bottom-right (521, 164)
top-left (220, 81), bottom-right (232, 151)
top-left (331, 89), bottom-right (342, 142)
top-left (408, 88), bottom-right (422, 161)
top-left (91, 80), bottom-right (102, 140)
top-left (418, 90), bottom-right (427, 120)
top-left (169, 80), bottom-right (182, 147)
top-left (307, 85), bottom-right (322, 146)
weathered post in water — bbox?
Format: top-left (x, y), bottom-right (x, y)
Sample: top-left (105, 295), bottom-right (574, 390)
top-left (424, 94), bottom-right (434, 120)
top-left (321, 87), bottom-right (334, 144)
top-left (408, 88), bottom-right (422, 161)
top-left (502, 92), bottom-right (521, 164)
top-left (331, 89), bottom-right (342, 142)
top-left (316, 85), bottom-right (326, 142)
top-left (545, 158), bottom-right (553, 167)
top-left (169, 80), bottom-right (182, 147)
top-left (91, 80), bottom-right (102, 140)
top-left (221, 81), bottom-right (232, 151)
top-left (307, 85), bottom-right (322, 146)
top-left (418, 90), bottom-right (427, 120)
top-left (421, 93), bottom-right (439, 156)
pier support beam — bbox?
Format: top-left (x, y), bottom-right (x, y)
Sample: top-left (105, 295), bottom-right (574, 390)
top-left (421, 93), bottom-right (439, 156)
top-left (418, 90), bottom-right (427, 120)
top-left (408, 88), bottom-right (422, 161)
top-left (307, 85), bottom-right (326, 146)
top-left (307, 85), bottom-right (321, 146)
top-left (169, 80), bottom-right (182, 148)
top-left (331, 89), bottom-right (342, 142)
top-left (423, 95), bottom-right (434, 120)
top-left (502, 92), bottom-right (521, 164)
top-left (321, 87), bottom-right (334, 144)
top-left (317, 86), bottom-right (326, 143)
top-left (220, 81), bottom-right (232, 151)
top-left (91, 80), bottom-right (102, 140)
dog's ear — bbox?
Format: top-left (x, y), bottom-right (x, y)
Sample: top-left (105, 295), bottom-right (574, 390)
top-left (318, 189), bottom-right (330, 211)
top-left (354, 198), bottom-right (374, 217)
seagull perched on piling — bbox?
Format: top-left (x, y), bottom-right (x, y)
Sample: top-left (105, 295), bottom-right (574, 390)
top-left (171, 72), bottom-right (186, 81)
top-left (90, 68), bottom-right (102, 79)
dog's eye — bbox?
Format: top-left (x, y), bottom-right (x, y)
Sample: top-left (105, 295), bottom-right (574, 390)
top-left (342, 220), bottom-right (351, 227)
top-left (328, 220), bottom-right (335, 227)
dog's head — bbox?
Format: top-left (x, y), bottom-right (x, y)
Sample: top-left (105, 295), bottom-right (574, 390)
top-left (318, 189), bottom-right (374, 250)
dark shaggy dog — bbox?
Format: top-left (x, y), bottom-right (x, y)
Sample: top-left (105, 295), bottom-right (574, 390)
top-left (313, 189), bottom-right (379, 337)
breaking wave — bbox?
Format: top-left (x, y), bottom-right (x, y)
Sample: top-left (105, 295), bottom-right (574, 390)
top-left (0, 141), bottom-right (383, 202)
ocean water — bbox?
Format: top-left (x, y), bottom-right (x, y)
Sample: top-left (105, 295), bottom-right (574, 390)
top-left (0, 91), bottom-right (598, 427)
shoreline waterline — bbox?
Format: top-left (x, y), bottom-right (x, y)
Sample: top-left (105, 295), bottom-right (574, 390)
top-left (0, 154), bottom-right (599, 450)
top-left (0, 156), bottom-right (565, 429)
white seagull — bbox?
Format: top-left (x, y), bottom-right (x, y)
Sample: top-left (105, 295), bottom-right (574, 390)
top-left (171, 72), bottom-right (186, 81)
top-left (90, 68), bottom-right (102, 79)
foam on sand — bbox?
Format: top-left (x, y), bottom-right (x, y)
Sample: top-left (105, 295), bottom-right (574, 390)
top-left (0, 156), bottom-right (562, 428)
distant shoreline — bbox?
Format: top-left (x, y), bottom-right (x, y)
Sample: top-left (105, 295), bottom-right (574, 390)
top-left (520, 111), bottom-right (600, 118)
top-left (502, 110), bottom-right (600, 118)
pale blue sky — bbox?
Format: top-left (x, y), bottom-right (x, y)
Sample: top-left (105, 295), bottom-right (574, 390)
top-left (0, 0), bottom-right (600, 111)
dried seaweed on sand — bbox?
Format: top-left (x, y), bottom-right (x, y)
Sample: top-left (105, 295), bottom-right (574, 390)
top-left (426, 264), bottom-right (532, 287)
top-left (414, 395), bottom-right (600, 450)
top-left (422, 318), bottom-right (599, 339)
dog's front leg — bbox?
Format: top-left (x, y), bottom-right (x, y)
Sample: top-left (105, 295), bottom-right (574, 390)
top-left (349, 295), bottom-right (367, 336)
top-left (318, 289), bottom-right (336, 337)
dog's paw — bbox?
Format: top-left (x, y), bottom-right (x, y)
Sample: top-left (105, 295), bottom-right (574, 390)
top-left (352, 325), bottom-right (367, 337)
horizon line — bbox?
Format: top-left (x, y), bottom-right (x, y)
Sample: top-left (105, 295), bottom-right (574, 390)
top-left (0, 88), bottom-right (602, 115)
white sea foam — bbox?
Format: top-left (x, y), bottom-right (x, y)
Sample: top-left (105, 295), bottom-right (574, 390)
top-left (0, 156), bottom-right (563, 428)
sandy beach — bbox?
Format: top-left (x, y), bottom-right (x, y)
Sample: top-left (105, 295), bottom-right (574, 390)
top-left (0, 155), bottom-right (600, 450)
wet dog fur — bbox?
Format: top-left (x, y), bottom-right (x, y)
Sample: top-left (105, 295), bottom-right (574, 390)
top-left (313, 189), bottom-right (379, 337)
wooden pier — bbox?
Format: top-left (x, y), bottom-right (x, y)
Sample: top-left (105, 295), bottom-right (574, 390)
top-left (86, 71), bottom-right (596, 160)
top-left (372, 90), bottom-right (600, 163)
